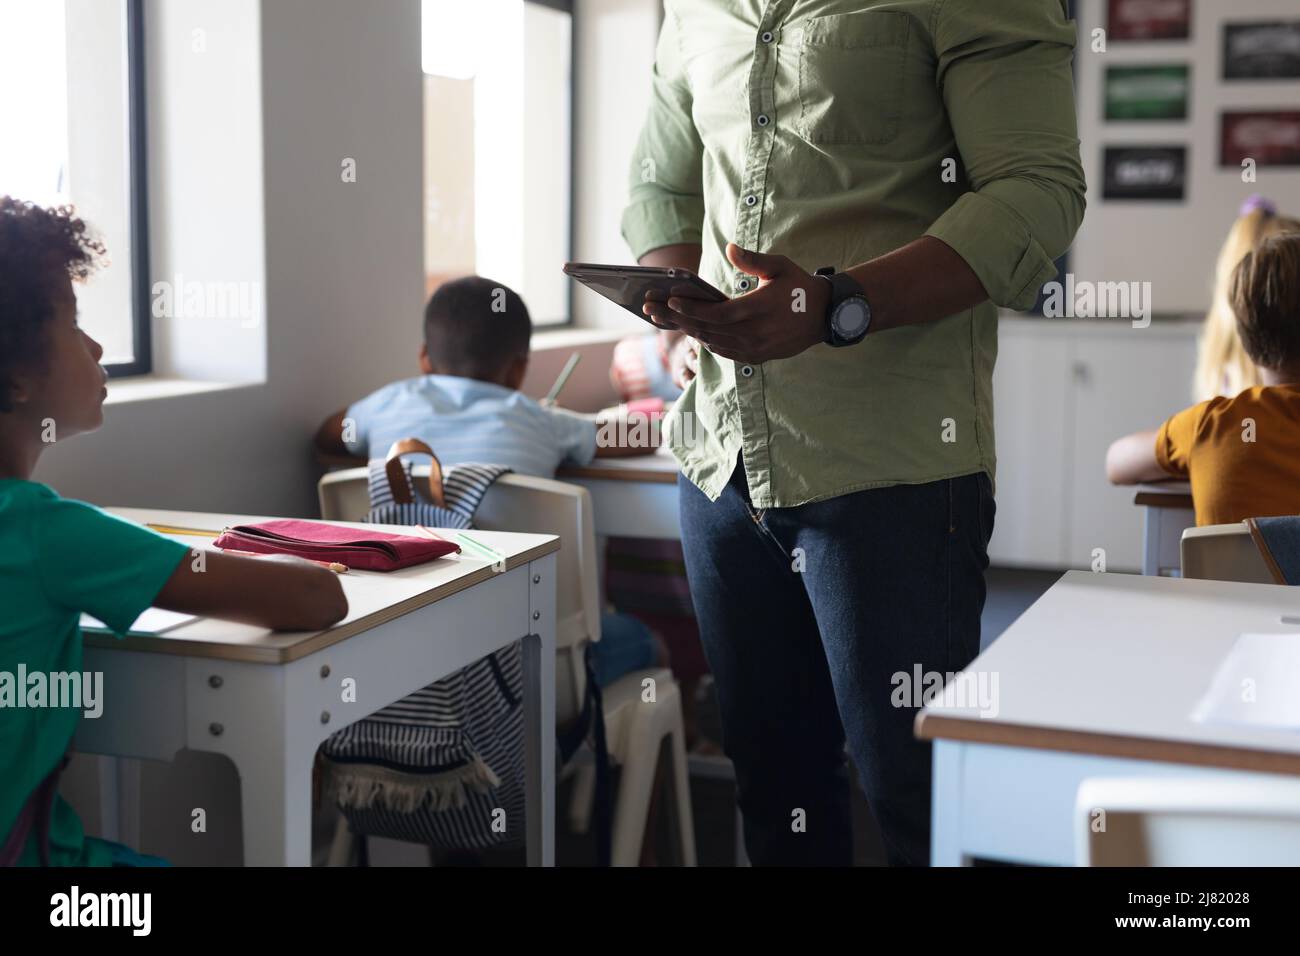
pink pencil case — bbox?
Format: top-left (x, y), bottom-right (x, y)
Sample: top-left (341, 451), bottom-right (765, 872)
top-left (213, 519), bottom-right (459, 572)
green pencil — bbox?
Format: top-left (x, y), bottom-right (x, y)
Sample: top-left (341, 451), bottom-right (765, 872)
top-left (456, 531), bottom-right (503, 562)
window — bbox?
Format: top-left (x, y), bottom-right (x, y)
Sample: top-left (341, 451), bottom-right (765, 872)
top-left (0, 0), bottom-right (150, 375)
top-left (421, 0), bottom-right (573, 326)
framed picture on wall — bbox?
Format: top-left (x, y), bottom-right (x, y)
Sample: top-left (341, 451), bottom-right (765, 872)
top-left (1107, 0), bottom-right (1192, 42)
top-left (1102, 146), bottom-right (1187, 201)
top-left (1223, 22), bottom-right (1300, 80)
top-left (1104, 65), bottom-right (1190, 121)
top-left (1221, 112), bottom-right (1300, 168)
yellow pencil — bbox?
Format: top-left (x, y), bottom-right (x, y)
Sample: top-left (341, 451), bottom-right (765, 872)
top-left (147, 523), bottom-right (222, 537)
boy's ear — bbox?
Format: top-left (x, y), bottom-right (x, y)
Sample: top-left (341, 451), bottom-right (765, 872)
top-left (503, 355), bottom-right (529, 391)
top-left (418, 343), bottom-right (434, 375)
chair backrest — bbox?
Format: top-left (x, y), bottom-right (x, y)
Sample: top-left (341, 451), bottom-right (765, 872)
top-left (318, 466), bottom-right (372, 523)
top-left (1075, 776), bottom-right (1300, 866)
top-left (1180, 522), bottom-right (1274, 584)
top-left (317, 466), bottom-right (600, 724)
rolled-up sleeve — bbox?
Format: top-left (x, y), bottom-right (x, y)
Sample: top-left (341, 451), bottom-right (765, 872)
top-left (925, 0), bottom-right (1087, 311)
top-left (621, 3), bottom-right (706, 261)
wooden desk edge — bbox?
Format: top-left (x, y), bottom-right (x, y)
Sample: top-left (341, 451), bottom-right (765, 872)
top-left (1133, 491), bottom-right (1194, 509)
top-left (85, 537), bottom-right (560, 666)
top-left (557, 464), bottom-right (677, 484)
top-left (316, 451), bottom-right (367, 470)
top-left (915, 711), bottom-right (1300, 777)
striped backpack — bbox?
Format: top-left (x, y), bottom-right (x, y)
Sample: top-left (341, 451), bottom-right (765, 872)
top-left (319, 440), bottom-right (524, 850)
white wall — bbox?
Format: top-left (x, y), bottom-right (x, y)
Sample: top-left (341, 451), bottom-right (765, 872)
top-left (35, 0), bottom-right (425, 522)
top-left (571, 0), bottom-right (661, 332)
top-left (1072, 0), bottom-right (1300, 316)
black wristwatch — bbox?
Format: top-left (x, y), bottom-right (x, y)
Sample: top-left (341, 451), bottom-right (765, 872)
top-left (814, 267), bottom-right (872, 347)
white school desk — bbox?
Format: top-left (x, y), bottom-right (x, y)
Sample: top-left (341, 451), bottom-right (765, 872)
top-left (1135, 481), bottom-right (1194, 576)
top-left (557, 447), bottom-right (681, 540)
top-left (75, 508), bottom-right (559, 866)
top-left (917, 570), bottom-right (1300, 866)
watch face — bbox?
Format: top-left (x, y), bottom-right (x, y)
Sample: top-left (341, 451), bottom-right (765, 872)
top-left (833, 297), bottom-right (871, 339)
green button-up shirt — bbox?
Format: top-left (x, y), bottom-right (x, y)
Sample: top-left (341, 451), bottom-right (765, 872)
top-left (622, 0), bottom-right (1086, 507)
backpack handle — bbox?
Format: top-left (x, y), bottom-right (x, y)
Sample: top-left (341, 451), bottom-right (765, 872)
top-left (384, 438), bottom-right (446, 508)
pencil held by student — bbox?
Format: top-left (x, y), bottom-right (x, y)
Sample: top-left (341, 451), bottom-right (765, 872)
top-left (1107, 233), bottom-right (1300, 527)
top-left (0, 197), bottom-right (346, 867)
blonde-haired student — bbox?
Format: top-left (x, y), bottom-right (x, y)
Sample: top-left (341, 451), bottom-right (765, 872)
top-left (0, 197), bottom-right (347, 866)
top-left (1109, 233), bottom-right (1300, 527)
top-left (1193, 196), bottom-right (1300, 401)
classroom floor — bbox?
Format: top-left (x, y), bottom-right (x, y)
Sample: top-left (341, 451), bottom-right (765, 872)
top-left (346, 566), bottom-right (1064, 867)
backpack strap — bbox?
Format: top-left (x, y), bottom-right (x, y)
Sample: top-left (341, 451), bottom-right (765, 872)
top-left (441, 464), bottom-right (513, 524)
top-left (384, 439), bottom-right (446, 508)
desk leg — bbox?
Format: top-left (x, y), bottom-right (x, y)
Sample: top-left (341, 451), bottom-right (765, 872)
top-left (524, 555), bottom-right (557, 867)
top-left (931, 741), bottom-right (971, 867)
top-left (91, 756), bottom-right (140, 847)
top-left (117, 757), bottom-right (142, 849)
top-left (230, 738), bottom-right (314, 866)
top-left (97, 756), bottom-right (120, 841)
top-left (188, 662), bottom-right (314, 866)
top-left (1142, 506), bottom-right (1160, 576)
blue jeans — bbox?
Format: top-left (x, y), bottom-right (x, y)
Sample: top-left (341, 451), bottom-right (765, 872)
top-left (679, 461), bottom-right (994, 866)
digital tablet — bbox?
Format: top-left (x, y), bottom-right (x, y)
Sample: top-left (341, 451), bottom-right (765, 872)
top-left (563, 262), bottom-right (727, 320)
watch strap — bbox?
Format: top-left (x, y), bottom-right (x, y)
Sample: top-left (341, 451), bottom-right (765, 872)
top-left (815, 266), bottom-right (869, 346)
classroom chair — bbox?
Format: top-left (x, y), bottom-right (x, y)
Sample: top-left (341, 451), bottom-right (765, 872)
top-left (317, 467), bottom-right (697, 866)
top-left (1074, 775), bottom-right (1300, 866)
top-left (1180, 523), bottom-right (1274, 584)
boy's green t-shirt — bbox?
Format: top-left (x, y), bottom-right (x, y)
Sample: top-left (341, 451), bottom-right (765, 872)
top-left (0, 480), bottom-right (187, 865)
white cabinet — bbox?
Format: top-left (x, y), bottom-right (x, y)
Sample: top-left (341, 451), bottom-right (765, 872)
top-left (989, 319), bottom-right (1200, 572)
top-left (989, 323), bottom-right (1072, 567)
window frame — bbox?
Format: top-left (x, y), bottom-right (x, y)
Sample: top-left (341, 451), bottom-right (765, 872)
top-left (104, 0), bottom-right (151, 378)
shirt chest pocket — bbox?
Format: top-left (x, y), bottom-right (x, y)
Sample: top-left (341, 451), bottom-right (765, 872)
top-left (796, 9), bottom-right (911, 147)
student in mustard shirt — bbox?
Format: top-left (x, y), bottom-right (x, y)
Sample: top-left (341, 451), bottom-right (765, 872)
top-left (1108, 234), bottom-right (1300, 526)
top-left (0, 197), bottom-right (348, 866)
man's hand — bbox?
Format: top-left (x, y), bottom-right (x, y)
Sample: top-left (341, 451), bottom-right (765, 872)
top-left (669, 335), bottom-right (699, 389)
top-left (642, 243), bottom-right (829, 364)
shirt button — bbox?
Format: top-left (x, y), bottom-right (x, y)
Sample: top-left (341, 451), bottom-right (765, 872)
top-left (756, 114), bottom-right (770, 127)
top-left (737, 277), bottom-right (751, 291)
top-left (760, 30), bottom-right (774, 43)
top-left (744, 194), bottom-right (757, 207)
top-left (740, 365), bottom-right (754, 377)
